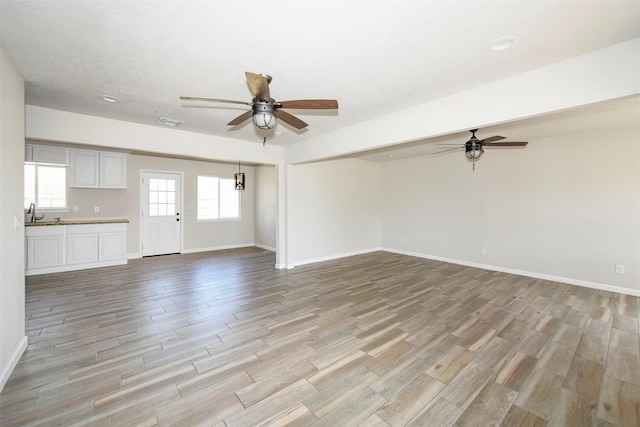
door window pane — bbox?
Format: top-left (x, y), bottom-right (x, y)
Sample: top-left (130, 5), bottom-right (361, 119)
top-left (148, 178), bottom-right (176, 217)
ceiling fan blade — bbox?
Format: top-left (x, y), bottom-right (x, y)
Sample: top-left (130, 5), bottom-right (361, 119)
top-left (433, 146), bottom-right (464, 155)
top-left (227, 110), bottom-right (253, 126)
top-left (245, 71), bottom-right (270, 101)
top-left (279, 99), bottom-right (339, 109)
top-left (277, 110), bottom-right (308, 129)
top-left (479, 135), bottom-right (505, 144)
top-left (180, 96), bottom-right (251, 106)
top-left (483, 141), bottom-right (528, 147)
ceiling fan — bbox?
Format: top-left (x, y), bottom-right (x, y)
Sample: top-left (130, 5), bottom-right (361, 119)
top-left (435, 129), bottom-right (528, 164)
top-left (180, 72), bottom-right (338, 130)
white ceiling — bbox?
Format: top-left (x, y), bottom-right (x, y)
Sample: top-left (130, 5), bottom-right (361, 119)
top-left (1, 1), bottom-right (639, 159)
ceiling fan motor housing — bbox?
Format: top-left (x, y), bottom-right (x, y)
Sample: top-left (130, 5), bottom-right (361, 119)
top-left (252, 99), bottom-right (278, 129)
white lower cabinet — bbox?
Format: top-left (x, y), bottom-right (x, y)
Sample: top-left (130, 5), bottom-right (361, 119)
top-left (26, 222), bottom-right (127, 275)
top-left (26, 227), bottom-right (65, 270)
top-left (99, 230), bottom-right (127, 261)
top-left (67, 231), bottom-right (99, 265)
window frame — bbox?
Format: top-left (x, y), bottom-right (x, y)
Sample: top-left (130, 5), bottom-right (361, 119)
top-left (197, 175), bottom-right (241, 221)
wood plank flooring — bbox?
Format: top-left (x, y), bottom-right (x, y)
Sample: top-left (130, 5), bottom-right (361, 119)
top-left (1, 248), bottom-right (639, 426)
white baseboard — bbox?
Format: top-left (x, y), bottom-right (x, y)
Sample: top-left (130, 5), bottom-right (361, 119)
top-left (254, 243), bottom-right (276, 252)
top-left (128, 245), bottom-right (638, 297)
top-left (0, 336), bottom-right (27, 392)
top-left (181, 243), bottom-right (255, 254)
top-left (130, 244), bottom-right (273, 260)
top-left (287, 247), bottom-right (380, 269)
top-left (383, 247), bottom-right (640, 297)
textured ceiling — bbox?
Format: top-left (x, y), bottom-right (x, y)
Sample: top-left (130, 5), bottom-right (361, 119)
top-left (1, 1), bottom-right (639, 155)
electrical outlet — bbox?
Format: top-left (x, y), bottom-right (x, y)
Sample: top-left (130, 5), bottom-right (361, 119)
top-left (615, 265), bottom-right (625, 274)
top-left (481, 248), bottom-right (488, 255)
top-left (94, 206), bottom-right (100, 213)
top-left (73, 205), bottom-right (79, 212)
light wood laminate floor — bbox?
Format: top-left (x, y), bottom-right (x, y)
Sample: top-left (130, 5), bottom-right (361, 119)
top-left (1, 248), bottom-right (639, 426)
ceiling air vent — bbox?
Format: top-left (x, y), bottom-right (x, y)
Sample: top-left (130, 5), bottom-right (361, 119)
top-left (158, 117), bottom-right (185, 127)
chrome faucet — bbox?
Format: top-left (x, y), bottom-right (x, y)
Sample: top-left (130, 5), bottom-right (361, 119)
top-left (26, 203), bottom-right (44, 223)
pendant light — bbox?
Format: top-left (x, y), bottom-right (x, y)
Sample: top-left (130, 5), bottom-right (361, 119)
top-left (235, 162), bottom-right (245, 190)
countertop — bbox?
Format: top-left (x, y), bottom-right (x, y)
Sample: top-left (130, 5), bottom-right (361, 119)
top-left (25, 219), bottom-right (129, 226)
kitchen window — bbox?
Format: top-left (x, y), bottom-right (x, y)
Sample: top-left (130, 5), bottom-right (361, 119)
top-left (197, 176), bottom-right (240, 220)
top-left (24, 164), bottom-right (67, 210)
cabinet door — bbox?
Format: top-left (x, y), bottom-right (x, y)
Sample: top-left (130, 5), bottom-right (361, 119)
top-left (27, 235), bottom-right (64, 269)
top-left (67, 233), bottom-right (99, 265)
top-left (70, 150), bottom-right (99, 188)
top-left (31, 145), bottom-right (69, 164)
top-left (99, 231), bottom-right (127, 261)
top-left (100, 152), bottom-right (127, 189)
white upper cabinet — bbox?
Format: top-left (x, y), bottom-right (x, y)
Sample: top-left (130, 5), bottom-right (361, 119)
top-left (99, 152), bottom-right (127, 189)
top-left (70, 150), bottom-right (100, 188)
top-left (70, 149), bottom-right (126, 189)
top-left (25, 144), bottom-right (69, 164)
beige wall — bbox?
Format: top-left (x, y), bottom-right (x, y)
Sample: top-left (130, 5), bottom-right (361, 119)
top-left (288, 158), bottom-right (381, 266)
top-left (254, 165), bottom-right (277, 251)
top-left (0, 49), bottom-right (27, 391)
top-left (380, 124), bottom-right (640, 295)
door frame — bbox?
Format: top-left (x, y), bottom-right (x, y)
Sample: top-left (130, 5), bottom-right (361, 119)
top-left (139, 169), bottom-right (184, 257)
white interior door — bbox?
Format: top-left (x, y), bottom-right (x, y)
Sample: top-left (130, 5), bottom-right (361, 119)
top-left (141, 171), bottom-right (182, 256)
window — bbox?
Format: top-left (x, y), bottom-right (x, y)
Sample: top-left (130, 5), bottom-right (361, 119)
top-left (197, 176), bottom-right (240, 220)
top-left (24, 164), bottom-right (67, 210)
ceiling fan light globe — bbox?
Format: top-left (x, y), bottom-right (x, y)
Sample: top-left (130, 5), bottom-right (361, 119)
top-left (253, 111), bottom-right (277, 130)
top-left (465, 147), bottom-right (483, 160)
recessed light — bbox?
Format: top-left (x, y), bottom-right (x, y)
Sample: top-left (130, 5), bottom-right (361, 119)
top-left (158, 117), bottom-right (185, 127)
top-left (100, 95), bottom-right (120, 103)
top-left (490, 36), bottom-right (517, 52)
